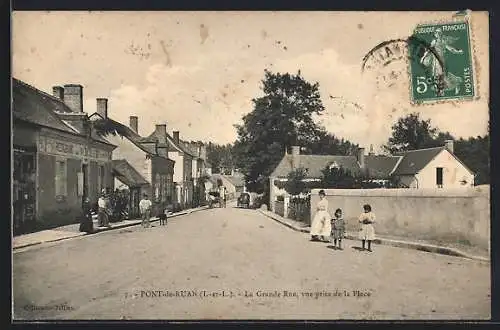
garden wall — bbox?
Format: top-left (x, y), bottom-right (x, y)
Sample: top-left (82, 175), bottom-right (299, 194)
top-left (310, 187), bottom-right (490, 251)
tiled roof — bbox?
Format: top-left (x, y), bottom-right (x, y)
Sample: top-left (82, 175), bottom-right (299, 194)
top-left (13, 78), bottom-right (115, 147)
top-left (271, 155), bottom-right (361, 178)
top-left (364, 155), bottom-right (402, 178)
top-left (13, 78), bottom-right (79, 134)
top-left (222, 174), bottom-right (245, 188)
top-left (112, 159), bottom-right (149, 188)
top-left (392, 147), bottom-right (444, 175)
top-left (140, 131), bottom-right (196, 157)
top-left (91, 115), bottom-right (158, 156)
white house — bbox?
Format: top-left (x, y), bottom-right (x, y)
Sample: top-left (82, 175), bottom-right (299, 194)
top-left (268, 141), bottom-right (475, 213)
top-left (391, 140), bottom-right (475, 189)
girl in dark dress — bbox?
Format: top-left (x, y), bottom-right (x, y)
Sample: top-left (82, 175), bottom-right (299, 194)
top-left (331, 208), bottom-right (345, 250)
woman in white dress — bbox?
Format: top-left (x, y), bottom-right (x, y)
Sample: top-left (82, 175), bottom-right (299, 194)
top-left (358, 204), bottom-right (376, 252)
top-left (310, 190), bottom-right (332, 242)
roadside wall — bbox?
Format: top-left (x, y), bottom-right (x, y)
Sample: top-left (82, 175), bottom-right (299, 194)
top-left (310, 187), bottom-right (490, 251)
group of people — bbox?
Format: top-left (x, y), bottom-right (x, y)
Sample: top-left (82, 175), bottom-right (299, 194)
top-left (78, 191), bottom-right (112, 234)
top-left (79, 191), bottom-right (168, 233)
top-left (310, 189), bottom-right (376, 252)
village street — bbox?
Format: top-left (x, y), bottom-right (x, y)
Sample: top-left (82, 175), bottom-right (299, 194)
top-left (13, 206), bottom-right (490, 320)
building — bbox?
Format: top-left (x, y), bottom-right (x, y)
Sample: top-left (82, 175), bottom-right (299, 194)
top-left (12, 78), bottom-right (116, 234)
top-left (180, 140), bottom-right (209, 206)
top-left (89, 110), bottom-right (175, 215)
top-left (165, 131), bottom-right (197, 208)
top-left (209, 173), bottom-right (245, 200)
top-left (391, 141), bottom-right (475, 189)
top-left (111, 159), bottom-right (149, 218)
top-left (269, 141), bottom-right (474, 212)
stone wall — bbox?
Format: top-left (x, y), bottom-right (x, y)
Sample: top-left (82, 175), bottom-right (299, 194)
top-left (310, 187), bottom-right (490, 251)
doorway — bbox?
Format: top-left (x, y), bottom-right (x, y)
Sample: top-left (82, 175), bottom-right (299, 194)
top-left (82, 163), bottom-right (89, 200)
top-left (13, 148), bottom-right (37, 235)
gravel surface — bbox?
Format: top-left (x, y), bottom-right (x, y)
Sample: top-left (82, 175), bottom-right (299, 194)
top-left (13, 206), bottom-right (491, 320)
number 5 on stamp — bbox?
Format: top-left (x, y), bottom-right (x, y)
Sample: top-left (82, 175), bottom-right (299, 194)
top-left (409, 21), bottom-right (475, 102)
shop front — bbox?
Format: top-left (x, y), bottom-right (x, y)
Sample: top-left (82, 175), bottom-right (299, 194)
top-left (13, 146), bottom-right (37, 235)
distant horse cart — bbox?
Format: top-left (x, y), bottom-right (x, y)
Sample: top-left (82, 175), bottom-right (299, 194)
top-left (208, 191), bottom-right (222, 208)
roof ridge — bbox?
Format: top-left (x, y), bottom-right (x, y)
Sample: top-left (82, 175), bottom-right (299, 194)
top-left (401, 146), bottom-right (444, 153)
top-left (13, 78), bottom-right (75, 113)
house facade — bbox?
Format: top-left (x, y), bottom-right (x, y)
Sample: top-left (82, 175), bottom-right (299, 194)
top-left (166, 131), bottom-right (196, 208)
top-left (89, 110), bottom-right (175, 215)
top-left (13, 78), bottom-right (116, 234)
top-left (391, 141), bottom-right (475, 189)
top-left (269, 141), bottom-right (475, 212)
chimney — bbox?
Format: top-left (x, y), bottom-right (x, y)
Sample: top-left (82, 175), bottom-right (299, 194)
top-left (52, 86), bottom-right (64, 100)
top-left (63, 84), bottom-right (83, 112)
top-left (369, 144), bottom-right (375, 156)
top-left (129, 116), bottom-right (138, 133)
top-left (155, 124), bottom-right (167, 143)
top-left (96, 98), bottom-right (108, 119)
top-left (444, 140), bottom-right (454, 154)
top-left (291, 145), bottom-right (300, 169)
top-left (155, 124), bottom-right (168, 157)
top-left (200, 143), bottom-right (207, 160)
top-left (173, 131), bottom-right (180, 144)
top-left (357, 147), bottom-right (365, 168)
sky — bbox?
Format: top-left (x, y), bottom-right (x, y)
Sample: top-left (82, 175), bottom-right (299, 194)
top-left (12, 11), bottom-right (489, 152)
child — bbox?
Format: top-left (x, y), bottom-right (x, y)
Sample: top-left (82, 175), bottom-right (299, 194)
top-left (358, 204), bottom-right (376, 252)
top-left (331, 208), bottom-right (345, 250)
top-left (139, 194), bottom-right (152, 228)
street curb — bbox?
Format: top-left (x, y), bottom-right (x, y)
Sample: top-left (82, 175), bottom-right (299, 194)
top-left (258, 209), bottom-right (489, 263)
top-left (13, 206), bottom-right (209, 250)
top-left (259, 209), bottom-right (310, 233)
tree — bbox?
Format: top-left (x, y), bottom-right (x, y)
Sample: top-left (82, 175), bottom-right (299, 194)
top-left (284, 168), bottom-right (308, 196)
top-left (306, 129), bottom-right (359, 155)
top-left (233, 69), bottom-right (327, 194)
top-left (207, 143), bottom-right (234, 174)
top-left (454, 135), bottom-right (490, 185)
top-left (385, 113), bottom-right (489, 184)
top-left (320, 165), bottom-right (357, 188)
top-left (383, 112), bottom-right (454, 153)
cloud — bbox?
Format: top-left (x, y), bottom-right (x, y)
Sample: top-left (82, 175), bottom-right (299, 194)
top-left (103, 44), bottom-right (488, 150)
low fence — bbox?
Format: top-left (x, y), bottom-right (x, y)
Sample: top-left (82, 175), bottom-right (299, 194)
top-left (310, 187), bottom-right (490, 251)
top-left (288, 197), bottom-right (311, 224)
top-left (274, 201), bottom-right (285, 217)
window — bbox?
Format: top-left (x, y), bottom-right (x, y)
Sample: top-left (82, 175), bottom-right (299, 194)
top-left (97, 165), bottom-right (105, 193)
top-left (55, 160), bottom-right (67, 196)
top-left (436, 167), bottom-right (443, 188)
top-left (154, 173), bottom-right (161, 201)
top-left (165, 175), bottom-right (173, 202)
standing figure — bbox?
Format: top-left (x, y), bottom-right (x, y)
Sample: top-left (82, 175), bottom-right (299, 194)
top-left (331, 208), bottom-right (345, 250)
top-left (358, 204), bottom-right (376, 252)
top-left (97, 192), bottom-right (110, 227)
top-left (310, 190), bottom-right (331, 242)
top-left (219, 185), bottom-right (226, 208)
top-left (79, 197), bottom-right (94, 233)
top-left (139, 193), bottom-right (152, 228)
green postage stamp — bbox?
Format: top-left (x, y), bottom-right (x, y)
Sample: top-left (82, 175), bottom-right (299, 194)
top-left (408, 21), bottom-right (475, 102)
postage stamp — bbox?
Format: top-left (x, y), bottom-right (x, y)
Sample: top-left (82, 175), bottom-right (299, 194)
top-left (408, 21), bottom-right (475, 102)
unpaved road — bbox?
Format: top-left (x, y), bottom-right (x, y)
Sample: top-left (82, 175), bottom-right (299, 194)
top-left (13, 206), bottom-right (490, 320)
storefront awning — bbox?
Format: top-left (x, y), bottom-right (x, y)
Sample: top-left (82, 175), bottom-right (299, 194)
top-left (111, 159), bottom-right (149, 188)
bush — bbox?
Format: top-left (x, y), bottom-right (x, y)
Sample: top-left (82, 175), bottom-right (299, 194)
top-left (288, 195), bottom-right (311, 223)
